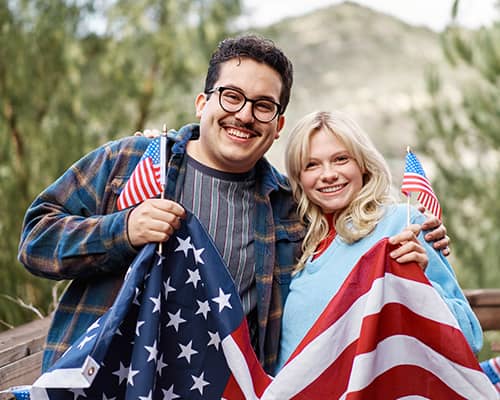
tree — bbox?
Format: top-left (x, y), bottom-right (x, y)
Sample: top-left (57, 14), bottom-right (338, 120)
top-left (0, 0), bottom-right (90, 327)
top-left (79, 0), bottom-right (243, 136)
top-left (413, 1), bottom-right (500, 289)
top-left (0, 0), bottom-right (241, 328)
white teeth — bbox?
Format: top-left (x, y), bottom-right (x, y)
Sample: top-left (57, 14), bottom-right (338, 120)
top-left (320, 185), bottom-right (343, 193)
top-left (227, 128), bottom-right (251, 139)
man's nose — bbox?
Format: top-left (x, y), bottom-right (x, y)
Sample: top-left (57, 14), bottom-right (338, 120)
top-left (235, 101), bottom-right (254, 122)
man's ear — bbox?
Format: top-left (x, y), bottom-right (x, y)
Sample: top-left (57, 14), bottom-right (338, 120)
top-left (275, 115), bottom-right (285, 139)
top-left (195, 93), bottom-right (207, 118)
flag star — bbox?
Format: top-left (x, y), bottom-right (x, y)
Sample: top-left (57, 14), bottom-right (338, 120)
top-left (156, 249), bottom-right (165, 266)
top-left (102, 395), bottom-right (116, 400)
top-left (149, 293), bottom-right (161, 313)
top-left (162, 385), bottom-right (180, 400)
top-left (62, 345), bottom-right (73, 358)
top-left (167, 310), bottom-right (186, 332)
top-left (195, 299), bottom-right (210, 319)
top-left (207, 331), bottom-right (221, 350)
top-left (178, 340), bottom-right (198, 363)
top-left (71, 388), bottom-right (87, 400)
top-left (77, 333), bottom-right (96, 350)
top-left (212, 288), bottom-right (232, 312)
top-left (144, 340), bottom-right (158, 362)
top-left (133, 287), bottom-right (141, 306)
top-left (175, 236), bottom-right (193, 257)
top-left (112, 362), bottom-right (129, 385)
top-left (186, 268), bottom-right (201, 288)
top-left (156, 353), bottom-right (168, 377)
top-left (86, 318), bottom-right (100, 333)
top-left (193, 247), bottom-right (205, 264)
top-left (124, 266), bottom-right (132, 281)
top-left (139, 391), bottom-right (153, 400)
top-left (164, 277), bottom-right (176, 299)
top-left (190, 372), bottom-right (209, 395)
top-left (127, 366), bottom-right (140, 386)
top-left (135, 320), bottom-right (145, 336)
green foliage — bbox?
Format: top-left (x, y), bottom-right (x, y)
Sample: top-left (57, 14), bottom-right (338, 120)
top-left (0, 0), bottom-right (241, 328)
top-left (0, 0), bottom-right (87, 328)
top-left (414, 17), bottom-right (500, 288)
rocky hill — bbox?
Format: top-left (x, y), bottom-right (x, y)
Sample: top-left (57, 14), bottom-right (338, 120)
top-left (249, 1), bottom-right (457, 175)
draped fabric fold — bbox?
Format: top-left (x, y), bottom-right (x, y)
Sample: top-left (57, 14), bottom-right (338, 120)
top-left (30, 215), bottom-right (496, 399)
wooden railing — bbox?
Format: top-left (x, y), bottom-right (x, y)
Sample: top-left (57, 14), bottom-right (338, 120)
top-left (462, 288), bottom-right (500, 352)
top-left (0, 317), bottom-right (51, 395)
top-left (0, 289), bottom-right (499, 397)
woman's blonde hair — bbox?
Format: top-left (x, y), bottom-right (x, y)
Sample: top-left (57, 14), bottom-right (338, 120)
top-left (285, 111), bottom-right (395, 272)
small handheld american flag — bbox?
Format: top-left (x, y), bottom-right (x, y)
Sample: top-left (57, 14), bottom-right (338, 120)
top-left (116, 138), bottom-right (162, 210)
top-left (116, 125), bottom-right (168, 211)
top-left (401, 149), bottom-right (442, 220)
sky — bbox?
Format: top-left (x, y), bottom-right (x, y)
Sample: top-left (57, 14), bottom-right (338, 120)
top-left (237, 0), bottom-right (498, 31)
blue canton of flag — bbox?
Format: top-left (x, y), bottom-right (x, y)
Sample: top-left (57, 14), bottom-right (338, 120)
top-left (30, 212), bottom-right (269, 400)
top-left (401, 150), bottom-right (442, 220)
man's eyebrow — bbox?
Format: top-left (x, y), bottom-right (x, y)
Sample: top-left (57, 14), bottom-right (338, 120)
top-left (222, 85), bottom-right (279, 103)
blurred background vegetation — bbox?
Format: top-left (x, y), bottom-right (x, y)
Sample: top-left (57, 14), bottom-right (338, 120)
top-left (1, 0), bottom-right (499, 358)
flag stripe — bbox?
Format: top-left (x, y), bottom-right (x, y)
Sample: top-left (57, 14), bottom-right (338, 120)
top-left (401, 174), bottom-right (434, 194)
top-left (343, 336), bottom-right (488, 399)
top-left (356, 303), bottom-right (477, 366)
top-left (134, 161), bottom-right (151, 200)
top-left (222, 321), bottom-right (272, 400)
top-left (128, 160), bottom-right (144, 205)
top-left (492, 358), bottom-right (500, 376)
top-left (344, 364), bottom-right (467, 400)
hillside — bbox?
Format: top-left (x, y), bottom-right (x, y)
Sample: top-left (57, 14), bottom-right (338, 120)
top-left (250, 1), bottom-right (455, 174)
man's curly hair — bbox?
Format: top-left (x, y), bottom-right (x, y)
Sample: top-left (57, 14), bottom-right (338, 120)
top-left (204, 34), bottom-right (294, 113)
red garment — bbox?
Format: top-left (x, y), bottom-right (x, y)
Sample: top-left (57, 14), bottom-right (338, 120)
top-left (312, 214), bottom-right (336, 260)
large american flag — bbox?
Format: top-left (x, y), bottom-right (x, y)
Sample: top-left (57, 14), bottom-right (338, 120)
top-left (481, 356), bottom-right (500, 393)
top-left (266, 238), bottom-right (495, 399)
top-left (401, 150), bottom-right (442, 220)
top-left (116, 138), bottom-right (163, 210)
top-left (29, 216), bottom-right (496, 399)
top-left (30, 212), bottom-right (269, 399)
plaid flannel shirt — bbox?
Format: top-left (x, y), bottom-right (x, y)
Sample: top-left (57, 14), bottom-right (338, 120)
top-left (18, 123), bottom-right (304, 374)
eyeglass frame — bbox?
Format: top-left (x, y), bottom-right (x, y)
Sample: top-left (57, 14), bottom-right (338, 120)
top-left (205, 86), bottom-right (283, 123)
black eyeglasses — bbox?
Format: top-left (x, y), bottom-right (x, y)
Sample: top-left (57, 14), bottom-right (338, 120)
top-left (206, 86), bottom-right (282, 123)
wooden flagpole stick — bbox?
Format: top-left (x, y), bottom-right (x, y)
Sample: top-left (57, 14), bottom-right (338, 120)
top-left (158, 123), bottom-right (168, 255)
top-left (406, 146), bottom-right (411, 226)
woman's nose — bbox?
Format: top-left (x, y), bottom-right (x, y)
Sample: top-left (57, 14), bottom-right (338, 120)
top-left (320, 165), bottom-right (339, 181)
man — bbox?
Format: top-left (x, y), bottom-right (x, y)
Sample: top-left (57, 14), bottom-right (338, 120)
top-left (18, 34), bottom-right (448, 375)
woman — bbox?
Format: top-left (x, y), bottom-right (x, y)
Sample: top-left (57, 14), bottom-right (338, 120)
top-left (276, 110), bottom-right (483, 371)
